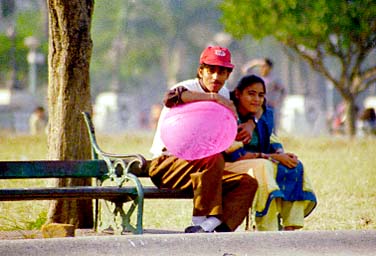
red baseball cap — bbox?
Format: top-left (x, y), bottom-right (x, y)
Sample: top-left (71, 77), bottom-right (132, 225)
top-left (199, 46), bottom-right (235, 69)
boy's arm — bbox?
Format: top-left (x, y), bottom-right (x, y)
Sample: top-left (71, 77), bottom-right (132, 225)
top-left (163, 86), bottom-right (189, 107)
top-left (164, 86), bottom-right (236, 114)
top-left (236, 119), bottom-right (256, 144)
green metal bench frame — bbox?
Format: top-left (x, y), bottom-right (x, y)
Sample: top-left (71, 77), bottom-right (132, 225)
top-left (0, 112), bottom-right (192, 235)
top-left (82, 112), bottom-right (194, 234)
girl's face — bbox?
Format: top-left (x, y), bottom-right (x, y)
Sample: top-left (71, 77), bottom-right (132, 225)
top-left (235, 82), bottom-right (265, 116)
top-left (198, 65), bottom-right (231, 92)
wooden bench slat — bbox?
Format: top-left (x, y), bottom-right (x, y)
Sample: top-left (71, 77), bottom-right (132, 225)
top-left (0, 160), bottom-right (108, 179)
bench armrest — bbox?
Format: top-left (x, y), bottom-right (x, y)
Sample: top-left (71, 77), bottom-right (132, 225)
top-left (81, 112), bottom-right (148, 186)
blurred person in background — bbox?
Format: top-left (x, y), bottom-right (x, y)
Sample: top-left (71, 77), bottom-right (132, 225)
top-left (242, 58), bottom-right (286, 133)
top-left (357, 107), bottom-right (376, 137)
top-left (29, 106), bottom-right (47, 135)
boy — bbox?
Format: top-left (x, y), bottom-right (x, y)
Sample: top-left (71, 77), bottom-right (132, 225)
top-left (149, 46), bottom-right (258, 233)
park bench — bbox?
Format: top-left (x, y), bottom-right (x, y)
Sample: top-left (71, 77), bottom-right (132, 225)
top-left (0, 112), bottom-right (192, 235)
top-left (82, 112), bottom-right (253, 233)
top-left (0, 112), bottom-right (253, 235)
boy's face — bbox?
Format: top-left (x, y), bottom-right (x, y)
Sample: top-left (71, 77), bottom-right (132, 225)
top-left (198, 65), bottom-right (231, 93)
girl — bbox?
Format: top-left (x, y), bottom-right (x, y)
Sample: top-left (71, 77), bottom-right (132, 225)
top-left (225, 75), bottom-right (317, 231)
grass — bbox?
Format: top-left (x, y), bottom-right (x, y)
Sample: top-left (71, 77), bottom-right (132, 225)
top-left (1, 132), bottom-right (376, 232)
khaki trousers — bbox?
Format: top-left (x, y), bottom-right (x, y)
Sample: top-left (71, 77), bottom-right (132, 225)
top-left (149, 154), bottom-right (258, 231)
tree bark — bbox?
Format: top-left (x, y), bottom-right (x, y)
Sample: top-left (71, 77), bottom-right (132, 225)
top-left (46, 0), bottom-right (94, 228)
top-left (344, 97), bottom-right (357, 137)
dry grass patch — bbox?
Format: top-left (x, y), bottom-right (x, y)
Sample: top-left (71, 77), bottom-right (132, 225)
top-left (1, 132), bottom-right (375, 231)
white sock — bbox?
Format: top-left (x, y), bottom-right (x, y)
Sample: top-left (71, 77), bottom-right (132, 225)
top-left (192, 216), bottom-right (207, 226)
top-left (200, 217), bottom-right (222, 232)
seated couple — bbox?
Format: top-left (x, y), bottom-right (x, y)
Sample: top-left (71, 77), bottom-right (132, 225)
top-left (149, 45), bottom-right (316, 233)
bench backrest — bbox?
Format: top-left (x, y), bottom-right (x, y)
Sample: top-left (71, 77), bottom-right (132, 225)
top-left (82, 112), bottom-right (149, 177)
top-left (0, 113), bottom-right (148, 183)
top-left (0, 160), bottom-right (108, 179)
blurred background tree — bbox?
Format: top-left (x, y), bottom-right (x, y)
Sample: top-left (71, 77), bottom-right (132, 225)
top-left (0, 0), bottom-right (375, 136)
top-left (220, 0), bottom-right (376, 136)
top-left (0, 0), bottom-right (47, 91)
top-left (90, 0), bottom-right (224, 96)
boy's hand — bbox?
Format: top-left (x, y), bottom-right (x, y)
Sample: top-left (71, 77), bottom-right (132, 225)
top-left (209, 93), bottom-right (237, 115)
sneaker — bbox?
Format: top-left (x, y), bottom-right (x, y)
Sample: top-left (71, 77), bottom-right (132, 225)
top-left (184, 225), bottom-right (209, 233)
top-left (214, 223), bottom-right (232, 232)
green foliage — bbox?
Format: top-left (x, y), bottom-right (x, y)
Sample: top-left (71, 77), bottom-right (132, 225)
top-left (0, 208), bottom-right (47, 231)
top-left (91, 0), bottom-right (223, 91)
top-left (25, 211), bottom-right (47, 230)
top-left (91, 0), bottom-right (170, 89)
top-left (1, 1), bottom-right (225, 92)
top-left (1, 0), bottom-right (15, 18)
top-left (0, 6), bottom-right (48, 87)
top-left (220, 0), bottom-right (376, 136)
top-left (220, 0), bottom-right (375, 49)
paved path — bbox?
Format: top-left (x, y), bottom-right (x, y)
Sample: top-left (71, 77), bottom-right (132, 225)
top-left (0, 230), bottom-right (375, 256)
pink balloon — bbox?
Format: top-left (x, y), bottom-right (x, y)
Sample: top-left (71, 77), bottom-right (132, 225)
top-left (160, 101), bottom-right (237, 160)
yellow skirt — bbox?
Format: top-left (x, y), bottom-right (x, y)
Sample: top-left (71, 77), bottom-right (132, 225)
top-left (225, 159), bottom-right (316, 231)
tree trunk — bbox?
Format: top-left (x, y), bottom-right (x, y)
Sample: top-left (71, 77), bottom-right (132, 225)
top-left (46, 0), bottom-right (94, 228)
top-left (344, 97), bottom-right (357, 137)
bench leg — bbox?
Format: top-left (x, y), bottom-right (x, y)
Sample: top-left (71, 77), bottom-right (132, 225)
top-left (116, 200), bottom-right (143, 235)
top-left (111, 186), bottom-right (144, 234)
top-left (96, 195), bottom-right (144, 235)
top-left (94, 198), bottom-right (99, 232)
top-left (123, 173), bottom-right (145, 235)
top-left (95, 164), bottom-right (145, 234)
top-left (245, 208), bottom-right (256, 231)
top-left (245, 211), bottom-right (250, 231)
top-left (109, 161), bottom-right (145, 234)
top-left (97, 200), bottom-right (122, 234)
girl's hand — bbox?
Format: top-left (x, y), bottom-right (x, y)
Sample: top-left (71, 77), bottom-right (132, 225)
top-left (274, 153), bottom-right (298, 168)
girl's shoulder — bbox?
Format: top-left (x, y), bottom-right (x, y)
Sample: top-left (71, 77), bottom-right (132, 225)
top-left (260, 107), bottom-right (274, 122)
